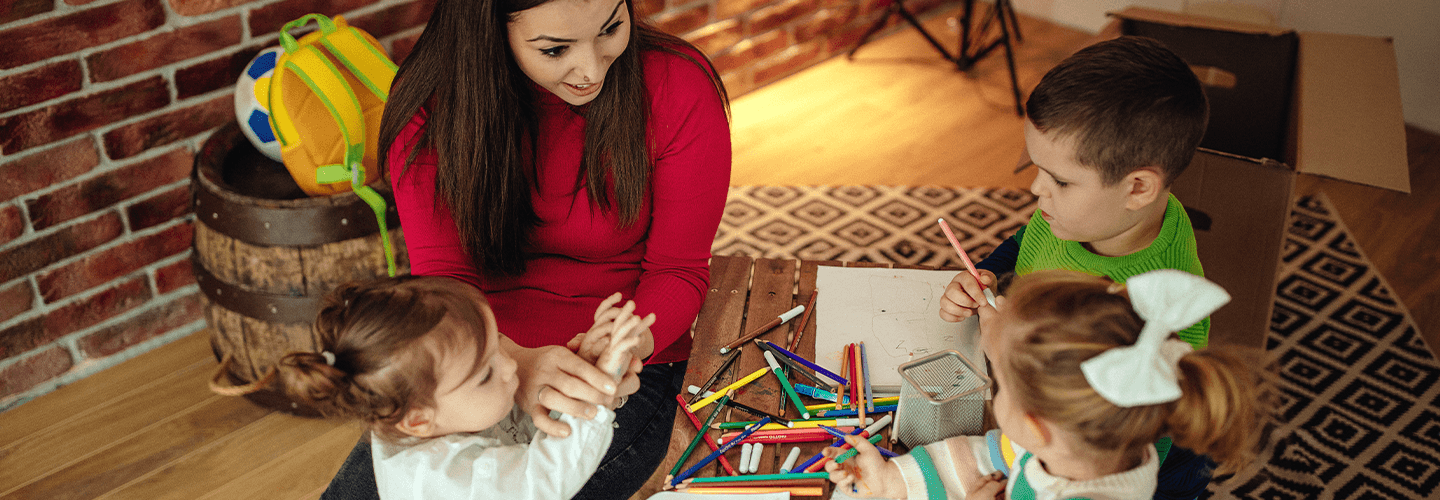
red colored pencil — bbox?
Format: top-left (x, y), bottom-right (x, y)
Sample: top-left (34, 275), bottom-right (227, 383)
top-left (675, 394), bottom-right (738, 475)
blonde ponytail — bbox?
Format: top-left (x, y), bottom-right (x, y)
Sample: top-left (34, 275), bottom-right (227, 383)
top-left (1167, 349), bottom-right (1268, 475)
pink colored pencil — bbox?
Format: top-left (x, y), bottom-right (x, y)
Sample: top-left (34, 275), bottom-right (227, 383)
top-left (937, 218), bottom-right (987, 290)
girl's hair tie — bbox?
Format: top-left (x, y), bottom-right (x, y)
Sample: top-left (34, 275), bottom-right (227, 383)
top-left (1080, 270), bottom-right (1230, 407)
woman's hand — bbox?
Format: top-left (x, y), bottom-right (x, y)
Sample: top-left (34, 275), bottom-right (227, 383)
top-left (505, 337), bottom-right (621, 437)
top-left (822, 435), bottom-right (908, 499)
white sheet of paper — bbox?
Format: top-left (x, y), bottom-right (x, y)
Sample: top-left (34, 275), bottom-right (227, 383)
top-left (814, 266), bottom-right (986, 388)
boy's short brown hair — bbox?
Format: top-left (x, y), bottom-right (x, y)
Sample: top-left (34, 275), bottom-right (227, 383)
top-left (1026, 36), bottom-right (1208, 186)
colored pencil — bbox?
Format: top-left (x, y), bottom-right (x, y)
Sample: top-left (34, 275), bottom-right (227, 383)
top-left (760, 340), bottom-right (847, 385)
top-left (717, 417), bottom-right (867, 430)
top-left (670, 393), bottom-right (731, 479)
top-left (684, 472), bottom-right (829, 484)
top-left (722, 397), bottom-right (792, 427)
top-left (849, 343), bottom-right (861, 422)
top-left (861, 342), bottom-right (874, 412)
top-left (674, 394), bottom-right (739, 476)
top-left (938, 218), bottom-right (998, 307)
top-left (689, 367), bottom-right (769, 412)
top-left (720, 305), bottom-right (806, 354)
top-left (803, 415), bottom-right (893, 473)
top-left (670, 417), bottom-right (771, 488)
top-left (679, 486), bottom-right (825, 495)
top-left (833, 433), bottom-right (889, 464)
top-left (816, 425), bottom-right (900, 458)
top-left (718, 430), bottom-right (846, 445)
top-left (679, 477), bottom-right (829, 488)
top-left (814, 404), bottom-right (897, 418)
top-left (755, 340), bottom-right (829, 387)
top-left (787, 290), bottom-right (819, 352)
top-left (791, 421), bottom-right (865, 474)
top-left (764, 351), bottom-right (811, 419)
top-left (688, 349), bottom-right (741, 404)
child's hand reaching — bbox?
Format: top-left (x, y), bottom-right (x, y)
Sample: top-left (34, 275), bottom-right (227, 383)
top-left (595, 301), bottom-right (654, 382)
top-left (940, 269), bottom-right (997, 322)
top-left (823, 434), bottom-right (907, 499)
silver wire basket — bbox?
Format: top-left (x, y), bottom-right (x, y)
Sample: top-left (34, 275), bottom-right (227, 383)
top-left (892, 349), bottom-right (990, 448)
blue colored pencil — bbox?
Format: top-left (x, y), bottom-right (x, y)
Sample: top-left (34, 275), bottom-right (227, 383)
top-left (760, 340), bottom-right (847, 385)
top-left (861, 342), bottom-right (874, 412)
top-left (789, 423), bottom-right (864, 473)
top-left (816, 425), bottom-right (900, 458)
top-left (816, 404), bottom-right (897, 418)
top-left (670, 417), bottom-right (771, 488)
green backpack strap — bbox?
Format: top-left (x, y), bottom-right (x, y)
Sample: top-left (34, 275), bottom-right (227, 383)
top-left (275, 15), bottom-right (397, 276)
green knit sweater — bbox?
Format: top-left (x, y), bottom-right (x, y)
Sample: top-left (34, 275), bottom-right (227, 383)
top-left (1016, 194), bottom-right (1209, 349)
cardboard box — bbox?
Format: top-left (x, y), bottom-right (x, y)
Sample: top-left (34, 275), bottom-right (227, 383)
top-left (1104, 8), bottom-right (1411, 348)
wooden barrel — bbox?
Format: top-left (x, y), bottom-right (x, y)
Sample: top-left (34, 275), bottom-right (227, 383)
top-left (192, 121), bottom-right (408, 416)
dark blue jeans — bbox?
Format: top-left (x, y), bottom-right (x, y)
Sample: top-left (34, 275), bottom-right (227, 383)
top-left (320, 361), bottom-right (687, 500)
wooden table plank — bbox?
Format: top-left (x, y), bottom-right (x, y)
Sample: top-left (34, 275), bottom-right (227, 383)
top-left (734, 258), bottom-right (797, 475)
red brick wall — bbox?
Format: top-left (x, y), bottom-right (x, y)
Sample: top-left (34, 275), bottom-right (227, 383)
top-left (0, 0), bottom-right (946, 410)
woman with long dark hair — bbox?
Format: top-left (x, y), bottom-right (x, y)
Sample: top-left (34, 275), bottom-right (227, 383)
top-left (320, 0), bottom-right (729, 497)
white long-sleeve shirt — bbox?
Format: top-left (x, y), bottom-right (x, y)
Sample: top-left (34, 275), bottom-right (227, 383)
top-left (372, 404), bottom-right (614, 500)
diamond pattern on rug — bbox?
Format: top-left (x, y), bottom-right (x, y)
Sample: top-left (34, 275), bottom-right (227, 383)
top-left (714, 187), bottom-right (1439, 499)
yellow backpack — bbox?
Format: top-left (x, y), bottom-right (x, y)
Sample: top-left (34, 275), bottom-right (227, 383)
top-left (266, 13), bottom-right (397, 275)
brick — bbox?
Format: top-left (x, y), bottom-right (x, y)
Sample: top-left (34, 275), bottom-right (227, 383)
top-left (1, 0), bottom-right (53, 24)
top-left (720, 70), bottom-right (753, 97)
top-left (0, 347), bottom-right (73, 399)
top-left (0, 280), bottom-right (35, 324)
top-left (823, 18), bottom-right (876, 55)
top-left (654, 3), bottom-right (710, 36)
top-left (348, 0), bottom-right (436, 40)
top-left (0, 276), bottom-right (148, 360)
top-left (127, 185), bottom-right (193, 232)
top-left (0, 204), bottom-right (22, 246)
top-left (0, 138), bottom-right (100, 201)
top-left (0, 212), bottom-right (124, 284)
top-left (749, 0), bottom-right (819, 35)
top-left (633, 0), bottom-right (663, 19)
top-left (0, 60), bottom-right (83, 114)
top-left (795, 6), bottom-right (858, 44)
top-left (717, 0), bottom-right (775, 20)
top-left (753, 40), bottom-right (822, 87)
top-left (168, 0), bottom-right (259, 16)
top-left (176, 45), bottom-right (266, 100)
top-left (388, 31), bottom-right (422, 65)
top-left (0, 77), bottom-right (169, 155)
top-left (79, 292), bottom-right (202, 358)
top-left (103, 95), bottom-right (229, 160)
top-left (37, 222), bottom-right (193, 302)
top-left (684, 19), bottom-right (742, 57)
top-left (0, 0), bottom-right (166, 70)
top-left (28, 148), bottom-right (192, 231)
top-left (154, 258), bottom-right (194, 294)
top-left (712, 29), bottom-right (787, 74)
top-left (47, 276), bottom-right (152, 336)
top-left (249, 0), bottom-right (385, 38)
top-left (87, 16), bottom-right (243, 83)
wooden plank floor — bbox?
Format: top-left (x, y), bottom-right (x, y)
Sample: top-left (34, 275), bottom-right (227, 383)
top-left (4, 5), bottom-right (1437, 499)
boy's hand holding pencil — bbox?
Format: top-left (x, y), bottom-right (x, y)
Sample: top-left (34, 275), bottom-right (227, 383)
top-left (940, 269), bottom-right (998, 322)
top-left (822, 434), bottom-right (906, 498)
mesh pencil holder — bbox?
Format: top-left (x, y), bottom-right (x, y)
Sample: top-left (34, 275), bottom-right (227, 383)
top-left (892, 350), bottom-right (991, 448)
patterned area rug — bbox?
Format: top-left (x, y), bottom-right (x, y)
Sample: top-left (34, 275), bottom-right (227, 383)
top-left (713, 186), bottom-right (1439, 499)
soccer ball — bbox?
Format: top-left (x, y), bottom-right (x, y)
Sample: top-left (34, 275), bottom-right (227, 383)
top-left (234, 46), bottom-right (285, 161)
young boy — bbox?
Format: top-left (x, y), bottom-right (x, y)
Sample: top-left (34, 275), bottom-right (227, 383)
top-left (941, 35), bottom-right (1217, 499)
top-left (941, 35), bottom-right (1211, 350)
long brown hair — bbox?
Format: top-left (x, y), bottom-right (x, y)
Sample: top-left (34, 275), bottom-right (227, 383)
top-left (997, 270), bottom-right (1268, 475)
top-left (379, 0), bottom-right (728, 276)
top-left (275, 276), bottom-right (492, 443)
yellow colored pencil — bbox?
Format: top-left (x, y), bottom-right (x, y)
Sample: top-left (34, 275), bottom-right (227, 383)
top-left (688, 367), bottom-right (769, 412)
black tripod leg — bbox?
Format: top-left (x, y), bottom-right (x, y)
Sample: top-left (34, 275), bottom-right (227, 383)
top-left (1002, 0), bottom-right (1023, 43)
top-left (894, 2), bottom-right (954, 60)
top-left (848, 4), bottom-right (898, 59)
top-left (996, 4), bottom-right (1023, 115)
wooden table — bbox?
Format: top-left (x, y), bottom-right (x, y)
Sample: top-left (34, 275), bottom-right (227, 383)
top-left (635, 255), bottom-right (961, 498)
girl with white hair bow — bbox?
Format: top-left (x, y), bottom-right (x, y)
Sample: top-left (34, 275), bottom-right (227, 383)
top-left (823, 269), bottom-right (1267, 500)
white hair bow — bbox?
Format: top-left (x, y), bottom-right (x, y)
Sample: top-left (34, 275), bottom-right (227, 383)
top-left (1080, 269), bottom-right (1230, 408)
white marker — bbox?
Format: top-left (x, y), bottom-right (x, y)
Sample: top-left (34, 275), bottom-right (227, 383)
top-left (780, 446), bottom-right (802, 473)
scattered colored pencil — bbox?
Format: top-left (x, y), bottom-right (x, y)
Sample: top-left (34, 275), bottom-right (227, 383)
top-left (689, 367), bottom-right (769, 412)
top-left (720, 305), bottom-right (806, 354)
top-left (938, 218), bottom-right (998, 307)
top-left (688, 349), bottom-right (741, 404)
top-left (764, 350), bottom-right (810, 419)
top-left (722, 397), bottom-right (792, 427)
top-left (679, 477), bottom-right (829, 488)
top-left (679, 486), bottom-right (824, 496)
top-left (669, 417), bottom-right (771, 488)
top-left (803, 415), bottom-right (893, 472)
top-left (760, 340), bottom-right (846, 385)
top-left (670, 392), bottom-right (731, 479)
top-left (861, 341), bottom-right (874, 412)
top-left (787, 290), bottom-right (819, 353)
top-left (833, 433), bottom-right (889, 464)
top-left (674, 394), bottom-right (738, 475)
top-left (682, 472), bottom-right (829, 485)
top-left (815, 404), bottom-right (897, 418)
top-left (755, 339), bottom-right (830, 387)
